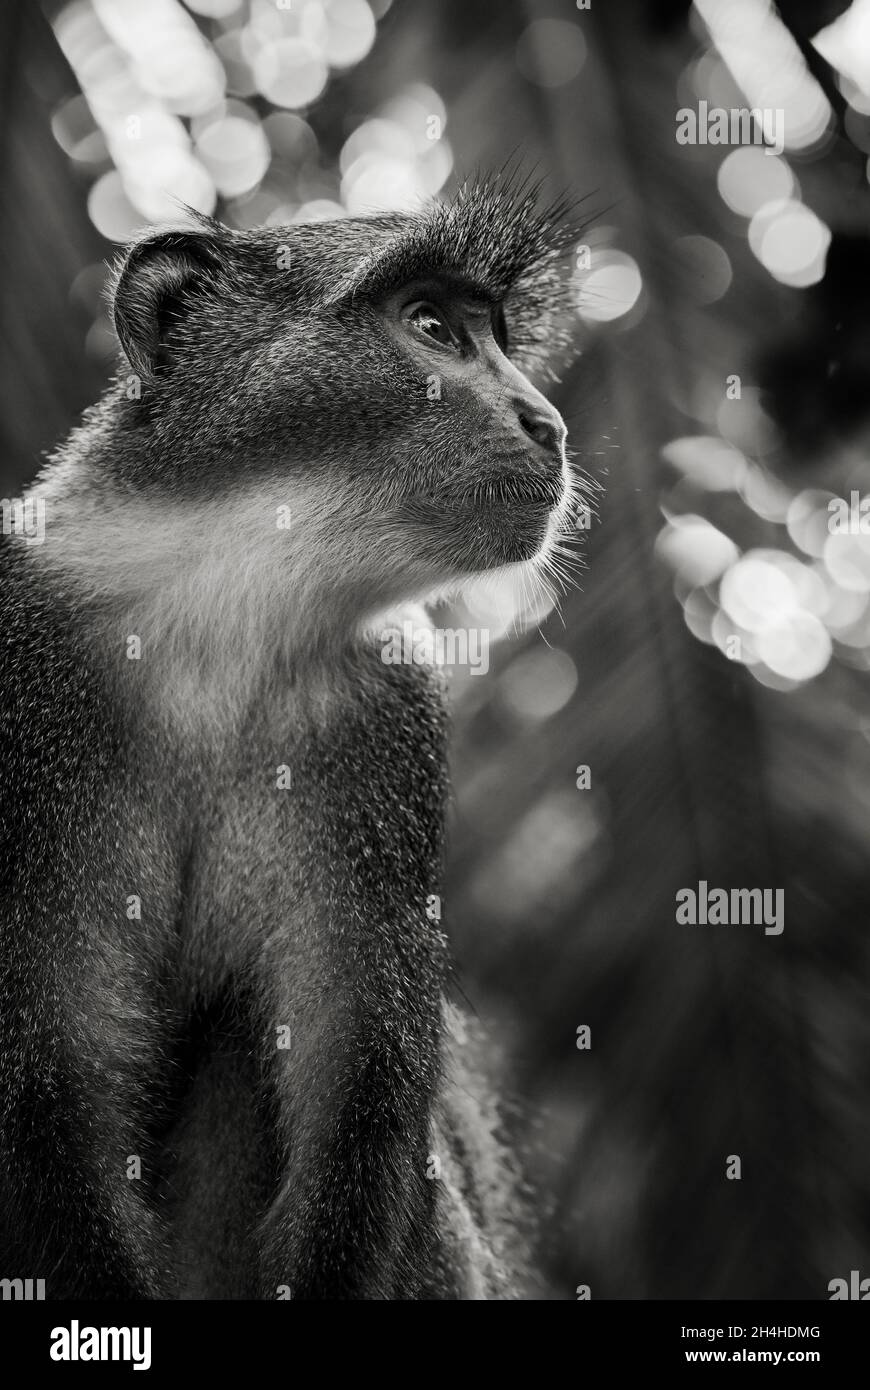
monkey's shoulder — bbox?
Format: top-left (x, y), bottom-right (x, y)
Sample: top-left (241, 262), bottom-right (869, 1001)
top-left (0, 543), bottom-right (143, 903)
top-left (0, 543), bottom-right (114, 753)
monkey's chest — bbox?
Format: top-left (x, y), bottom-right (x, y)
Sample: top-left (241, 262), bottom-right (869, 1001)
top-left (179, 707), bottom-right (448, 992)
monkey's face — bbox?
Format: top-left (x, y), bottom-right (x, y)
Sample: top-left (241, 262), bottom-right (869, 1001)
top-left (109, 192), bottom-right (580, 625)
top-left (371, 275), bottom-right (571, 578)
top-left (247, 266), bottom-right (574, 600)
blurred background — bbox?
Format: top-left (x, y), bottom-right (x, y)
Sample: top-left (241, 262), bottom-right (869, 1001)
top-left (3, 0), bottom-right (870, 1299)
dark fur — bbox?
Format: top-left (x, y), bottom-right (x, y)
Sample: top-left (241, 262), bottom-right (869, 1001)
top-left (0, 181), bottom-right (574, 1298)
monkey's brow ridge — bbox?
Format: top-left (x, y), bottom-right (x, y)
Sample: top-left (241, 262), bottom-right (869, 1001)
top-left (401, 272), bottom-right (500, 308)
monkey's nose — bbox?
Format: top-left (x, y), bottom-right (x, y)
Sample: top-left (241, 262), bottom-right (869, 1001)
top-left (516, 403), bottom-right (566, 458)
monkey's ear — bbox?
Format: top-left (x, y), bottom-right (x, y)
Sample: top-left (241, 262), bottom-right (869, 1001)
top-left (110, 225), bottom-right (226, 380)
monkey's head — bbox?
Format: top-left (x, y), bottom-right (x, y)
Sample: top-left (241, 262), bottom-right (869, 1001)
top-left (109, 179), bottom-right (581, 629)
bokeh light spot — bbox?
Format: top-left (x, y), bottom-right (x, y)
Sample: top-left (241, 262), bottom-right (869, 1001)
top-left (748, 198), bottom-right (830, 287)
top-left (516, 19), bottom-right (587, 88)
top-left (87, 169), bottom-right (146, 242)
top-left (720, 552), bottom-right (800, 633)
top-left (823, 530), bottom-right (870, 593)
top-left (673, 235), bottom-right (732, 305)
top-left (656, 517), bottom-right (740, 588)
top-left (756, 611), bottom-right (832, 681)
top-left (195, 113), bottom-right (271, 198)
top-left (498, 648), bottom-right (579, 724)
top-left (717, 147), bottom-right (795, 218)
top-left (323, 0), bottom-right (376, 69)
top-left (254, 37), bottom-right (329, 108)
top-left (576, 251), bottom-right (643, 324)
top-left (661, 436), bottom-right (746, 492)
top-left (787, 489), bottom-right (838, 558)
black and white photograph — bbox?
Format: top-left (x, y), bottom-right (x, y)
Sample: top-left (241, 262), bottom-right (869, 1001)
top-left (1, 0), bottom-right (869, 1361)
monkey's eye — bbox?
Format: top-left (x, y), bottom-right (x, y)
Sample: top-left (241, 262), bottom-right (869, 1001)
top-left (405, 302), bottom-right (457, 348)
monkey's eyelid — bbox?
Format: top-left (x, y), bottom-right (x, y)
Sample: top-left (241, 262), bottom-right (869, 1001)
top-left (442, 279), bottom-right (499, 311)
top-left (395, 275), bottom-right (497, 314)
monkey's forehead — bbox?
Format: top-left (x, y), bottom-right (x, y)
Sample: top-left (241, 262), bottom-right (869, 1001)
top-left (225, 182), bottom-right (580, 373)
top-left (237, 182), bottom-right (578, 307)
top-left (258, 212), bottom-right (416, 296)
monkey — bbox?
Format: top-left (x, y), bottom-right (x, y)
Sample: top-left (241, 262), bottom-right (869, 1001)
top-left (0, 178), bottom-right (581, 1299)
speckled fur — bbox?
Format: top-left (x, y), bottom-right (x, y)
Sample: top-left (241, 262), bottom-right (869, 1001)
top-left (0, 182), bottom-right (575, 1298)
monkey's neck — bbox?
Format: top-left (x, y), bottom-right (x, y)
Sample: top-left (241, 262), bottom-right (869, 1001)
top-left (24, 457), bottom-right (434, 740)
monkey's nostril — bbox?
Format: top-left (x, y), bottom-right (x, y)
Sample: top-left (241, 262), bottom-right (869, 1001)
top-left (518, 410), bottom-right (563, 455)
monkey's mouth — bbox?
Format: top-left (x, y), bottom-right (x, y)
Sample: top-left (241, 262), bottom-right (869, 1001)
top-left (478, 472), bottom-right (565, 509)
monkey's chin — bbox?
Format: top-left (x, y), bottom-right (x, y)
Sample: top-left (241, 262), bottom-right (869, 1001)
top-left (452, 500), bottom-right (555, 570)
